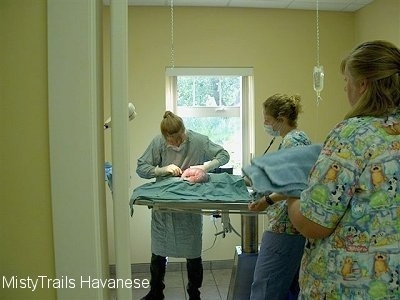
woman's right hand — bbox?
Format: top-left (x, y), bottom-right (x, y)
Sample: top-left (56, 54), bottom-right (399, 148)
top-left (248, 198), bottom-right (268, 212)
top-left (165, 164), bottom-right (182, 176)
top-left (155, 164), bottom-right (182, 176)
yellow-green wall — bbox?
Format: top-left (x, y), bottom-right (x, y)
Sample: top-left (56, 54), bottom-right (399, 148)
top-left (1, 0), bottom-right (56, 300)
top-left (2, 0), bottom-right (399, 299)
top-left (104, 6), bottom-right (356, 264)
top-left (355, 0), bottom-right (400, 45)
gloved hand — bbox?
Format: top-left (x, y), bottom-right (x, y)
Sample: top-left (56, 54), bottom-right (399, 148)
top-left (191, 159), bottom-right (221, 172)
top-left (242, 175), bottom-right (252, 187)
top-left (155, 164), bottom-right (182, 177)
top-left (189, 164), bottom-right (207, 171)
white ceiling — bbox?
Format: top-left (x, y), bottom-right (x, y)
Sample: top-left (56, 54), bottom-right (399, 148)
top-left (109, 0), bottom-right (375, 12)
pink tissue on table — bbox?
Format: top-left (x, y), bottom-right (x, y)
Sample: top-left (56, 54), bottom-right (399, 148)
top-left (181, 168), bottom-right (209, 183)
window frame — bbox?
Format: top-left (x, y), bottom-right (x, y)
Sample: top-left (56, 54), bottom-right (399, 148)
top-left (165, 67), bottom-right (255, 172)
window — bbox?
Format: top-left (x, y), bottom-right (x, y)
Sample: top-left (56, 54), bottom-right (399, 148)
top-left (166, 68), bottom-right (255, 175)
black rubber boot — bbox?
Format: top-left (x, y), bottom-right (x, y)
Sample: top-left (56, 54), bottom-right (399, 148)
top-left (186, 257), bottom-right (203, 300)
top-left (140, 254), bottom-right (167, 300)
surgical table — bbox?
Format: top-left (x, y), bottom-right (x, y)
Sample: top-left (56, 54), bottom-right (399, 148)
top-left (103, 145), bottom-right (322, 300)
top-left (130, 173), bottom-right (262, 300)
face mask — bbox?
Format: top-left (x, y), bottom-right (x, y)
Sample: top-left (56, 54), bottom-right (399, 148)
top-left (264, 124), bottom-right (280, 137)
top-left (166, 138), bottom-right (187, 152)
top-left (167, 144), bottom-right (183, 152)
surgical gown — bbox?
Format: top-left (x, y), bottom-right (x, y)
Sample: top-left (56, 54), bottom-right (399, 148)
top-left (136, 130), bottom-right (230, 258)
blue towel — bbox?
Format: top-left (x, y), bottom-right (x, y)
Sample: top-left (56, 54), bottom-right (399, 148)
top-left (130, 173), bottom-right (252, 206)
top-left (242, 144), bottom-right (322, 197)
top-left (104, 162), bottom-right (113, 191)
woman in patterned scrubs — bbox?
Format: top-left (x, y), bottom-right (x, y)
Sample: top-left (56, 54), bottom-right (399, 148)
top-left (286, 40), bottom-right (400, 299)
top-left (248, 93), bottom-right (311, 300)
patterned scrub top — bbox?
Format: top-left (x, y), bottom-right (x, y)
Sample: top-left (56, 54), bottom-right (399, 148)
top-left (298, 110), bottom-right (400, 299)
top-left (265, 129), bottom-right (312, 234)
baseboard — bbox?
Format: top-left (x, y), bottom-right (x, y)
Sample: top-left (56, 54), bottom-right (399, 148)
top-left (109, 259), bottom-right (234, 275)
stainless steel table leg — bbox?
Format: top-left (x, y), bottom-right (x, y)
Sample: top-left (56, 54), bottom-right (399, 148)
top-left (227, 214), bottom-right (259, 300)
top-left (241, 214), bottom-right (258, 253)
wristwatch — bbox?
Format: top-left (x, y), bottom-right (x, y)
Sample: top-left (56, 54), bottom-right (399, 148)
top-left (264, 195), bottom-right (274, 205)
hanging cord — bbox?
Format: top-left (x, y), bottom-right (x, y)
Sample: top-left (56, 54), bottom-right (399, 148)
top-left (313, 0), bottom-right (324, 106)
top-left (313, 0), bottom-right (321, 141)
top-left (170, 0), bottom-right (175, 68)
top-left (316, 0), bottom-right (320, 67)
top-left (202, 217), bottom-right (218, 253)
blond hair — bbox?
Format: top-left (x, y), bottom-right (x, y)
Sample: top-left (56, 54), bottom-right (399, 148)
top-left (263, 93), bottom-right (303, 127)
top-left (341, 40), bottom-right (400, 119)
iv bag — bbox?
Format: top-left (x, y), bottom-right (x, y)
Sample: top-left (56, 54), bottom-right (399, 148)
top-left (313, 65), bottom-right (324, 93)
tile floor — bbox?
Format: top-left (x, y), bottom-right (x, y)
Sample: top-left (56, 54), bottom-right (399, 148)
top-left (110, 260), bottom-right (233, 300)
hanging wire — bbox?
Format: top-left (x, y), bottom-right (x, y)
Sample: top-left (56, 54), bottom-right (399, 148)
top-left (316, 0), bottom-right (320, 67)
top-left (170, 0), bottom-right (175, 68)
top-left (313, 0), bottom-right (324, 105)
top-left (313, 0), bottom-right (322, 141)
top-left (202, 217), bottom-right (219, 253)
